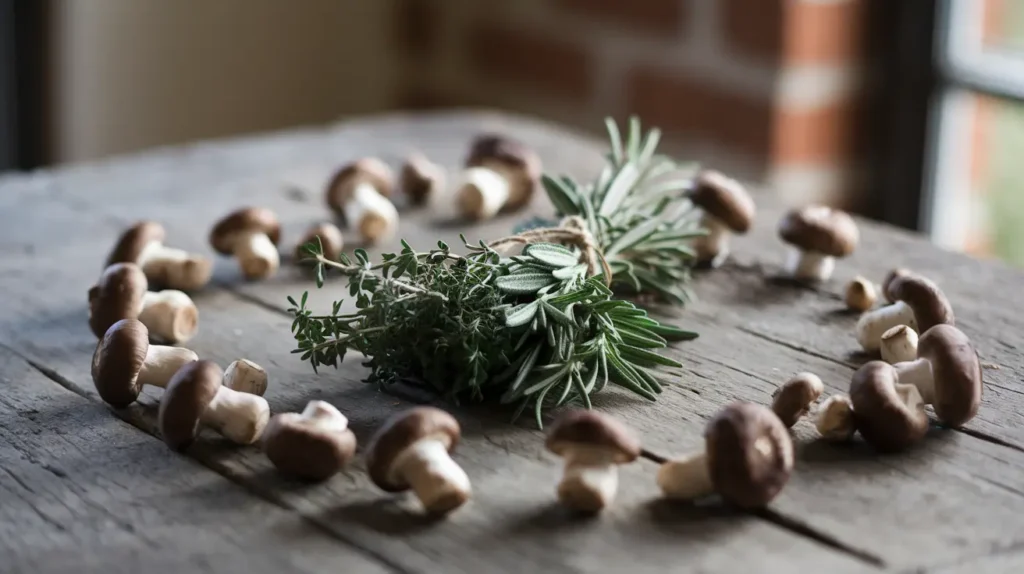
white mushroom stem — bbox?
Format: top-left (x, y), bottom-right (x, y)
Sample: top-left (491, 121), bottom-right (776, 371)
top-left (880, 325), bottom-right (919, 364)
top-left (138, 290), bottom-right (198, 343)
top-left (556, 446), bottom-right (621, 511)
top-left (200, 386), bottom-right (271, 445)
top-left (457, 166), bottom-right (509, 220)
top-left (391, 435), bottom-right (471, 512)
top-left (695, 214), bottom-right (731, 267)
top-left (300, 400), bottom-right (349, 433)
top-left (894, 359), bottom-right (936, 404)
top-left (223, 359), bottom-right (268, 396)
top-left (232, 230), bottom-right (280, 280)
top-left (136, 240), bottom-right (212, 290)
top-left (855, 301), bottom-right (917, 351)
top-left (784, 247), bottom-right (835, 281)
top-left (657, 452), bottom-right (713, 500)
top-left (344, 182), bottom-right (398, 243)
top-left (137, 346), bottom-right (198, 388)
top-left (815, 395), bottom-right (856, 441)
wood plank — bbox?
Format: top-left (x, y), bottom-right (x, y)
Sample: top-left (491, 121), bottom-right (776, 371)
top-left (926, 550), bottom-right (1024, 574)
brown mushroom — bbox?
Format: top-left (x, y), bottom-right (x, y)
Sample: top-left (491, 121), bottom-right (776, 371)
top-left (365, 406), bottom-right (470, 514)
top-left (209, 207), bottom-right (281, 280)
top-left (262, 400), bottom-right (357, 481)
top-left (657, 402), bottom-right (793, 508)
top-left (158, 360), bottom-right (271, 451)
top-left (223, 359), bottom-right (268, 396)
top-left (880, 325), bottom-right (918, 364)
top-left (849, 361), bottom-right (929, 452)
top-left (770, 372), bottom-right (824, 428)
top-left (777, 205), bottom-right (859, 281)
top-left (88, 262), bottom-right (199, 344)
top-left (892, 324), bottom-right (982, 428)
top-left (400, 152), bottom-right (446, 206)
top-left (689, 170), bottom-right (756, 267)
top-left (456, 134), bottom-right (541, 221)
top-left (882, 267), bottom-right (912, 302)
top-left (855, 273), bottom-right (953, 352)
top-left (294, 222), bottom-right (343, 266)
top-left (91, 318), bottom-right (198, 408)
top-left (106, 221), bottom-right (213, 291)
top-left (544, 410), bottom-right (642, 512)
top-left (845, 276), bottom-right (877, 312)
top-left (815, 394), bottom-right (857, 442)
top-left (325, 158), bottom-right (398, 244)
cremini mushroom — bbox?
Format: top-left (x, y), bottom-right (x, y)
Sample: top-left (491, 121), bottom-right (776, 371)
top-left (849, 361), bottom-right (929, 452)
top-left (777, 205), bottom-right (859, 281)
top-left (91, 318), bottom-right (198, 408)
top-left (544, 409), bottom-right (642, 512)
top-left (365, 406), bottom-right (470, 514)
top-left (657, 402), bottom-right (793, 508)
top-left (880, 325), bottom-right (918, 364)
top-left (209, 207), bottom-right (282, 280)
top-left (815, 394), bottom-right (857, 442)
top-left (223, 359), bottom-right (268, 396)
top-left (294, 222), bottom-right (343, 266)
top-left (690, 169), bottom-right (756, 267)
top-left (455, 134), bottom-right (541, 221)
top-left (892, 324), bottom-right (982, 428)
top-left (845, 276), bottom-right (877, 312)
top-left (88, 262), bottom-right (199, 344)
top-left (325, 158), bottom-right (398, 244)
top-left (158, 360), bottom-right (271, 451)
top-left (400, 152), bottom-right (446, 206)
top-left (106, 221), bottom-right (213, 291)
top-left (882, 267), bottom-right (912, 302)
top-left (262, 400), bottom-right (357, 481)
top-left (770, 372), bottom-right (824, 428)
top-left (855, 273), bottom-right (953, 352)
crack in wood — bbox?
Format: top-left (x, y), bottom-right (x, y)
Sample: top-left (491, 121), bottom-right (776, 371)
top-left (754, 507), bottom-right (887, 568)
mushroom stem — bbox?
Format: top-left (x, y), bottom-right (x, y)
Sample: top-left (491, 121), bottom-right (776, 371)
top-left (136, 241), bottom-right (212, 290)
top-left (695, 214), bottom-right (731, 267)
top-left (344, 182), bottom-right (398, 243)
top-left (391, 436), bottom-right (471, 513)
top-left (457, 166), bottom-right (510, 221)
top-left (232, 230), bottom-right (280, 280)
top-left (223, 359), bottom-right (268, 396)
top-left (656, 452), bottom-right (713, 500)
top-left (300, 400), bottom-right (349, 433)
top-left (784, 247), bottom-right (835, 281)
top-left (200, 386), bottom-right (271, 445)
top-left (138, 290), bottom-right (198, 344)
top-left (855, 301), bottom-right (917, 351)
top-left (557, 446), bottom-right (621, 511)
top-left (894, 359), bottom-right (936, 404)
top-left (880, 325), bottom-right (919, 364)
top-left (137, 346), bottom-right (198, 388)
top-left (815, 395), bottom-right (856, 441)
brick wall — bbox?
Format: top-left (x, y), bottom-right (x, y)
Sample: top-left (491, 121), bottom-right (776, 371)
top-left (393, 0), bottom-right (873, 211)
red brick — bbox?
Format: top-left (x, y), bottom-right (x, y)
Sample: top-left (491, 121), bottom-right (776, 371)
top-left (722, 0), bottom-right (866, 64)
top-left (556, 0), bottom-right (688, 36)
top-left (468, 23), bottom-right (593, 101)
top-left (394, 0), bottom-right (438, 59)
top-left (771, 98), bottom-right (864, 164)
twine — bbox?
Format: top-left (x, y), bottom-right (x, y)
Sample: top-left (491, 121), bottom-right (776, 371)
top-left (488, 216), bottom-right (613, 285)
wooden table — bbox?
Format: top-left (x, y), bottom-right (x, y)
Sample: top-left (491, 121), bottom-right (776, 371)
top-left (1, 111), bottom-right (1022, 574)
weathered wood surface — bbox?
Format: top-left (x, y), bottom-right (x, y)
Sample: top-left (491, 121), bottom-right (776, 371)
top-left (1, 110), bottom-right (1024, 572)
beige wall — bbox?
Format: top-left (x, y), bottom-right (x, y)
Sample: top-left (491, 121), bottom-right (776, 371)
top-left (49, 0), bottom-right (399, 164)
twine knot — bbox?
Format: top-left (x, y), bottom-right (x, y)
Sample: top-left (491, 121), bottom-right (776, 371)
top-left (488, 216), bottom-right (612, 285)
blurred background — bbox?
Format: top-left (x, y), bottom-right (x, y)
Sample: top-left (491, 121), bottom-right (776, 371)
top-left (0, 0), bottom-right (1021, 265)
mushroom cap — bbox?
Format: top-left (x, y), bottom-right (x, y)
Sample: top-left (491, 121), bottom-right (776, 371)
top-left (262, 410), bottom-right (357, 482)
top-left (91, 318), bottom-right (150, 408)
top-left (849, 361), bottom-right (929, 452)
top-left (88, 263), bottom-right (148, 338)
top-left (465, 134), bottom-right (541, 209)
top-left (705, 402), bottom-right (793, 508)
top-left (917, 324), bottom-right (982, 427)
top-left (777, 205), bottom-right (859, 257)
top-left (209, 207), bottom-right (281, 255)
top-left (325, 158), bottom-right (395, 213)
top-left (691, 170), bottom-right (755, 233)
top-left (544, 409), bottom-right (642, 464)
top-left (296, 222), bottom-right (344, 264)
top-left (887, 274), bottom-right (954, 332)
top-left (770, 372), bottom-right (825, 427)
top-left (106, 221), bottom-right (166, 266)
top-left (365, 406), bottom-right (461, 492)
top-left (400, 153), bottom-right (441, 204)
top-left (882, 267), bottom-right (912, 302)
top-left (158, 360), bottom-right (223, 451)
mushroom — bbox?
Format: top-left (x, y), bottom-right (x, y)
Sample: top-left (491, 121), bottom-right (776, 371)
top-left (815, 394), bottom-right (857, 442)
top-left (455, 134), bottom-right (541, 221)
top-left (770, 372), bottom-right (824, 428)
top-left (223, 359), bottom-right (268, 396)
top-left (689, 169), bottom-right (756, 267)
top-left (882, 267), bottom-right (912, 302)
top-left (845, 276), bottom-right (877, 312)
top-left (365, 406), bottom-right (470, 514)
top-left (88, 262), bottom-right (199, 344)
top-left (544, 410), bottom-right (641, 512)
top-left (891, 324), bottom-right (982, 428)
top-left (880, 325), bottom-right (918, 364)
top-left (657, 402), bottom-right (793, 508)
top-left (855, 273), bottom-right (953, 352)
top-left (325, 158), bottom-right (398, 244)
top-left (91, 318), bottom-right (198, 408)
top-left (849, 361), bottom-right (929, 452)
top-left (262, 400), bottom-right (357, 481)
top-left (294, 222), bottom-right (344, 266)
top-left (400, 152), bottom-right (446, 206)
top-left (209, 207), bottom-right (281, 280)
top-left (106, 221), bottom-right (213, 291)
top-left (158, 359), bottom-right (271, 451)
top-left (777, 205), bottom-right (859, 281)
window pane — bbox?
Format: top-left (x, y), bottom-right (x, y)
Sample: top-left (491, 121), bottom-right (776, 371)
top-left (983, 0), bottom-right (1024, 54)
